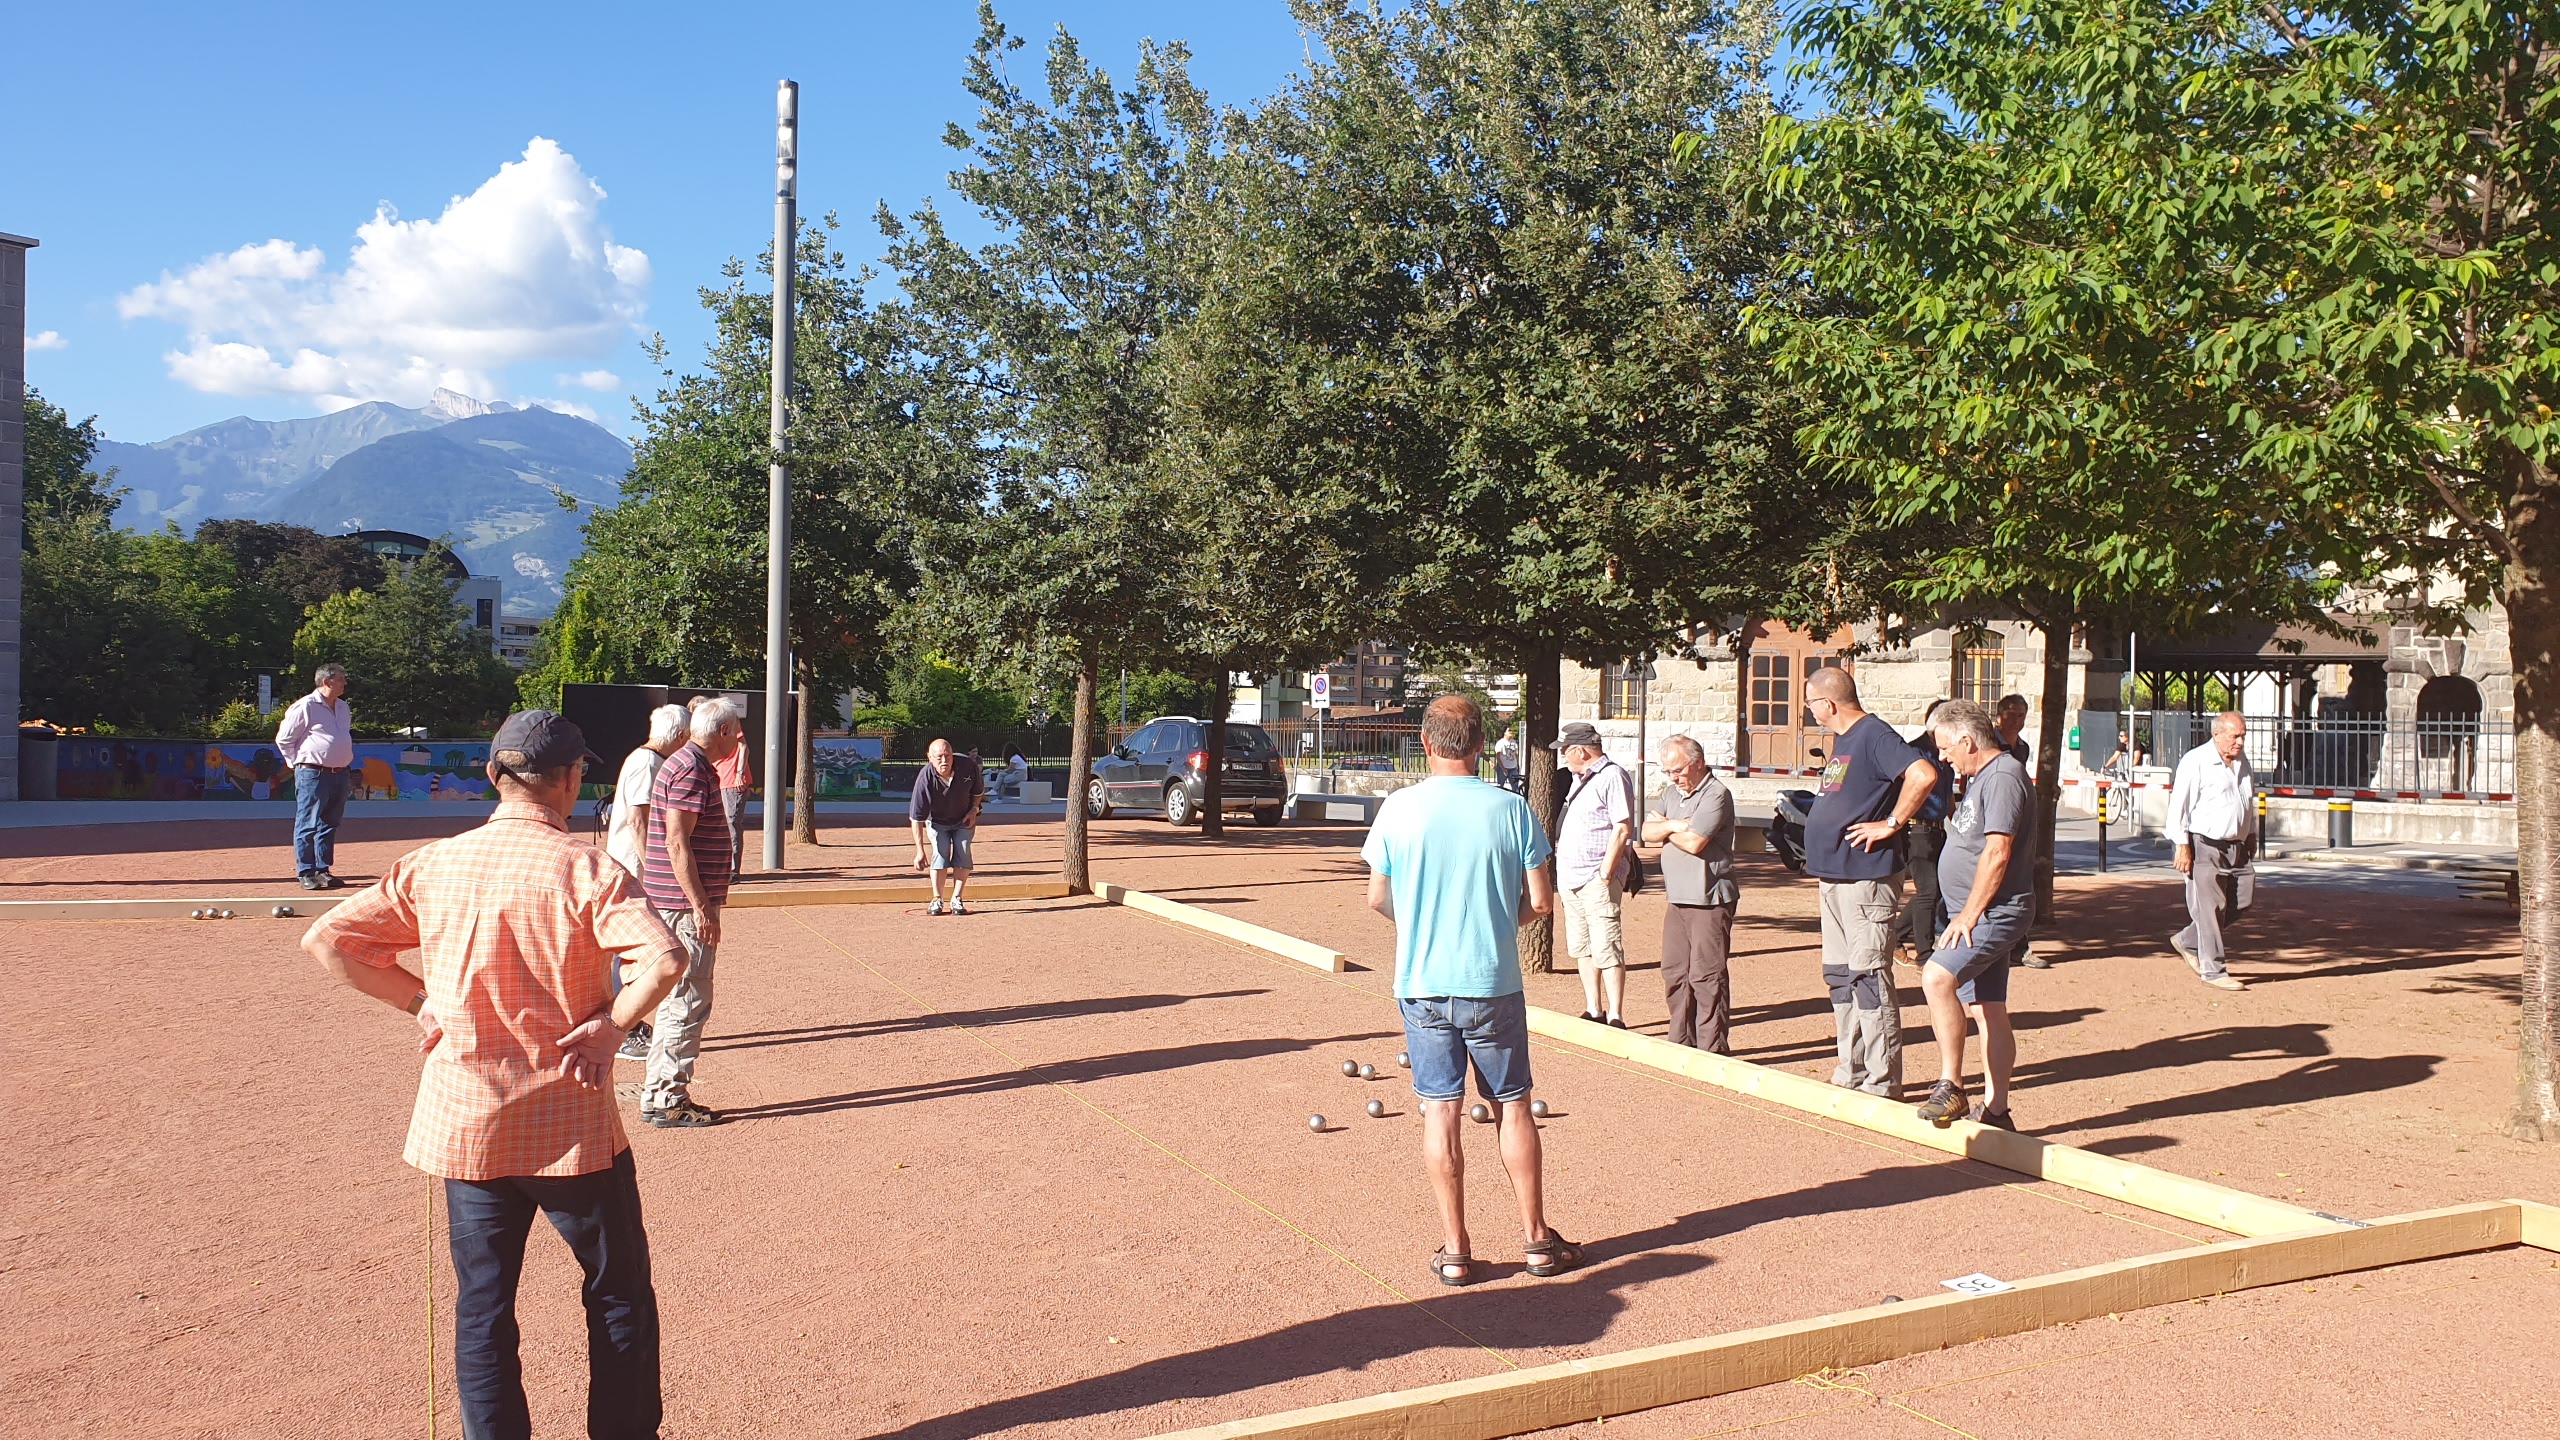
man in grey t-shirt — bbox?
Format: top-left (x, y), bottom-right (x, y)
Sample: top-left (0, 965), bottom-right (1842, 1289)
top-left (1915, 701), bottom-right (2034, 1129)
top-left (1641, 735), bottom-right (1738, 1052)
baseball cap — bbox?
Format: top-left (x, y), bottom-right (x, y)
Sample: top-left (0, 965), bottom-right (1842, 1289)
top-left (490, 710), bottom-right (605, 777)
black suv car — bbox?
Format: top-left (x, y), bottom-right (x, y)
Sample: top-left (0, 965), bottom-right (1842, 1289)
top-left (1088, 716), bottom-right (1286, 826)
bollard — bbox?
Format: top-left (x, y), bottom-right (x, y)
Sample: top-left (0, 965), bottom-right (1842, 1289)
top-left (2328, 797), bottom-right (2352, 848)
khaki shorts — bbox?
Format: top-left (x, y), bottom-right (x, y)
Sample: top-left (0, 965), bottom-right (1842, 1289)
top-left (1559, 871), bottom-right (1627, 971)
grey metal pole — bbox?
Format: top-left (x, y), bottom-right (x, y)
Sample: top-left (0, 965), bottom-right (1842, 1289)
top-left (762, 79), bottom-right (797, 874)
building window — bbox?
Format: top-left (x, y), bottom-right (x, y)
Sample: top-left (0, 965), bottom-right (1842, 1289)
top-left (1956, 642), bottom-right (2003, 706)
top-left (1748, 654), bottom-right (1790, 727)
top-left (1600, 663), bottom-right (1646, 720)
top-left (475, 598), bottom-right (494, 630)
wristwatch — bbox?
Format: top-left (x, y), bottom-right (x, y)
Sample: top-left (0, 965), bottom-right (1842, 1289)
top-left (406, 991), bottom-right (427, 1015)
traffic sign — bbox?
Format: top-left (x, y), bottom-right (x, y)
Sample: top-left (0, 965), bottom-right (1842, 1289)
top-left (1310, 671), bottom-right (1332, 711)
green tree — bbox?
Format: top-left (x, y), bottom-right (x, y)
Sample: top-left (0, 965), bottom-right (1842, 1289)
top-left (193, 520), bottom-right (386, 615)
top-left (514, 586), bottom-right (636, 709)
top-left (1184, 0), bottom-right (1861, 962)
top-left (292, 548), bottom-right (516, 735)
top-left (20, 386), bottom-right (116, 536)
top-left (22, 517), bottom-right (264, 732)
top-left (885, 7), bottom-right (1214, 885)
top-left (1769, 0), bottom-right (2560, 1135)
top-left (564, 216), bottom-right (974, 841)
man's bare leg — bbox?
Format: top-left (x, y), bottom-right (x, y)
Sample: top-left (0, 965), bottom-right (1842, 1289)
top-left (1495, 1098), bottom-right (1552, 1243)
top-left (950, 867), bottom-right (970, 909)
top-left (1972, 1002), bottom-right (2014, 1112)
top-left (1600, 966), bottom-right (1626, 1020)
top-left (1577, 960), bottom-right (1602, 1018)
top-left (1421, 1099), bottom-right (1471, 1264)
top-left (1921, 964), bottom-right (1970, 1087)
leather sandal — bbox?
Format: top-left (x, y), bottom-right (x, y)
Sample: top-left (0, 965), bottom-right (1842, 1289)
top-left (1523, 1230), bottom-right (1585, 1278)
top-left (1429, 1248), bottom-right (1479, 1287)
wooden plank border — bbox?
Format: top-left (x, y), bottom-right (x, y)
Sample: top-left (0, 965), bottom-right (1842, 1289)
top-left (1150, 1203), bottom-right (2522, 1440)
top-left (1094, 882), bottom-right (1349, 973)
top-left (2515, 1198), bottom-right (2560, 1251)
top-left (1526, 1006), bottom-right (2337, 1239)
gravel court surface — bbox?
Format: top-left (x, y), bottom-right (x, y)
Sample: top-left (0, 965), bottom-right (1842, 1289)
top-left (9, 810), bottom-right (2553, 1439)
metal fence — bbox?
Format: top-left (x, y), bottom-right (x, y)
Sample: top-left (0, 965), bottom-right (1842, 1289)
top-left (2123, 710), bottom-right (2516, 796)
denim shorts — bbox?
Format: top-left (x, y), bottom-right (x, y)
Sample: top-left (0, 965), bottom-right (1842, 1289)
top-left (928, 823), bottom-right (974, 872)
top-left (1398, 992), bottom-right (1534, 1103)
top-left (1926, 895), bottom-right (2031, 1006)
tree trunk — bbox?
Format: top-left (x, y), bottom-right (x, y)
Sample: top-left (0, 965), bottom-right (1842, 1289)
top-left (1064, 639), bottom-right (1099, 894)
top-left (791, 655), bottom-right (818, 846)
top-left (1202, 672), bottom-right (1228, 839)
top-left (2032, 618), bottom-right (2071, 926)
top-left (1521, 643), bottom-right (1563, 973)
top-left (2507, 467), bottom-right (2560, 1140)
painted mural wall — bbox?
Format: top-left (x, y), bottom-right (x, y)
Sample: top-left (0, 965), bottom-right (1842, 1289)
top-left (51, 737), bottom-right (885, 802)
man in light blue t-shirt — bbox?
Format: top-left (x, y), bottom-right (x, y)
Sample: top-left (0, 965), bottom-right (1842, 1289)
top-left (1362, 696), bottom-right (1583, 1288)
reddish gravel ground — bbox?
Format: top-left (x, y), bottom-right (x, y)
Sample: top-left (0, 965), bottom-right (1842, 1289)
top-left (5, 809), bottom-right (2553, 1438)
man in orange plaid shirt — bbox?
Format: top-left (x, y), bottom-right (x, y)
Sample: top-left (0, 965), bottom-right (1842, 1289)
top-left (306, 710), bottom-right (691, 1440)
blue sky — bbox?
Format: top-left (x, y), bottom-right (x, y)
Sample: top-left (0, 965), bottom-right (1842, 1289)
top-left (1, 2), bottom-right (1312, 444)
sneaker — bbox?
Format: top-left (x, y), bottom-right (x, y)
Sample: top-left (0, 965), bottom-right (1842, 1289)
top-left (1916, 1079), bottom-right (1968, 1127)
top-left (641, 1099), bottom-right (722, 1128)
top-left (926, 898), bottom-right (945, 916)
top-left (2021, 945), bottom-right (2052, 969)
top-left (617, 1024), bottom-right (654, 1061)
top-left (950, 899), bottom-right (968, 916)
top-left (2202, 974), bottom-right (2247, 992)
top-left (1580, 1011), bottom-right (1601, 1023)
top-left (318, 871), bottom-right (346, 890)
top-left (1968, 1101), bottom-right (2017, 1131)
top-left (1606, 1016), bottom-right (1628, 1029)
top-left (2170, 934), bottom-right (2200, 971)
top-left (298, 874), bottom-right (325, 891)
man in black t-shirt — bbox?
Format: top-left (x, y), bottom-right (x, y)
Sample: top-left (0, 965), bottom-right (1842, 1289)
top-left (1801, 668), bottom-right (1943, 1099)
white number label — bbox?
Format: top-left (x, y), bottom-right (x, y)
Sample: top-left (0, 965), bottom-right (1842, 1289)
top-left (1939, 1272), bottom-right (2013, 1297)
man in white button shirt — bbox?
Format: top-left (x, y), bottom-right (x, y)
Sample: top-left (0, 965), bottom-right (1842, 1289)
top-left (275, 662), bottom-right (356, 890)
top-left (2165, 711), bottom-right (2255, 991)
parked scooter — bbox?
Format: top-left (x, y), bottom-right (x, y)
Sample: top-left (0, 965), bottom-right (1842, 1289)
top-left (1766, 789), bottom-right (1815, 873)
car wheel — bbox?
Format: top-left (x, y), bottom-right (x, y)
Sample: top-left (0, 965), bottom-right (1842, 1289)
top-left (1253, 805), bottom-right (1283, 827)
top-left (1086, 777), bottom-right (1113, 820)
top-left (1164, 784), bottom-right (1196, 827)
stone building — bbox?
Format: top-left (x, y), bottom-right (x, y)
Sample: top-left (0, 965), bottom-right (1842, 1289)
top-left (1563, 616), bottom-right (2114, 785)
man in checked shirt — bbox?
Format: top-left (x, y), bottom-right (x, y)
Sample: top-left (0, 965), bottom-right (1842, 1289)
top-left (305, 709), bottom-right (691, 1440)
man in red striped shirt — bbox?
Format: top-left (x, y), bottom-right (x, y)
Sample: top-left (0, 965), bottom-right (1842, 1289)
top-left (638, 698), bottom-right (743, 1128)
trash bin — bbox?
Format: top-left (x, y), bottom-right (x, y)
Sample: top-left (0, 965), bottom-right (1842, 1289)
top-left (17, 732), bottom-right (59, 801)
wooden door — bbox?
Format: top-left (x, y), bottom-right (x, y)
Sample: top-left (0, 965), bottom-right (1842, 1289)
top-left (1742, 622), bottom-right (1852, 773)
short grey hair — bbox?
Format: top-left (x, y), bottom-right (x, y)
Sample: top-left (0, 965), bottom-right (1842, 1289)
top-left (1661, 734), bottom-right (1705, 768)
top-left (646, 703), bottom-right (689, 747)
top-left (313, 662), bottom-right (347, 686)
top-left (2212, 710), bottom-right (2246, 735)
top-left (689, 697), bottom-right (745, 742)
top-left (1930, 699), bottom-right (2003, 753)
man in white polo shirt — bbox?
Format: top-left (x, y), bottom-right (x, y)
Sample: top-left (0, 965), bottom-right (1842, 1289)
top-left (275, 662), bottom-right (356, 891)
top-left (2165, 711), bottom-right (2256, 991)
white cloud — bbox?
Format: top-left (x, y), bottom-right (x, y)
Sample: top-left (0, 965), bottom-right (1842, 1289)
top-left (119, 138), bottom-right (649, 410)
top-left (558, 368), bottom-right (621, 391)
top-left (27, 329), bottom-right (67, 351)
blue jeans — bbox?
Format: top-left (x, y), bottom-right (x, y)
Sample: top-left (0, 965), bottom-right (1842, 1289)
top-left (1397, 992), bottom-right (1535, 1103)
top-left (292, 766), bottom-right (351, 877)
top-left (446, 1148), bottom-right (661, 1440)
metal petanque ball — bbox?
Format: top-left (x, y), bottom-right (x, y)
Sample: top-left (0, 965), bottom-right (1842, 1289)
top-left (1365, 1099), bottom-right (1386, 1119)
top-left (188, 909), bottom-right (204, 920)
top-left (1308, 1114), bottom-right (1327, 1132)
top-left (1530, 1099), bottom-right (1550, 1119)
top-left (1469, 1103), bottom-right (1492, 1124)
top-left (1358, 1063), bottom-right (1376, 1080)
top-left (1341, 1060), bottom-right (1359, 1077)
top-left (1397, 1051), bottom-right (1410, 1069)
top-left (1882, 1295), bottom-right (1904, 1305)
top-left (218, 910), bottom-right (235, 920)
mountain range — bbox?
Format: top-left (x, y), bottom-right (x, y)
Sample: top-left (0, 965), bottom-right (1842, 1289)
top-left (100, 388), bottom-right (631, 617)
